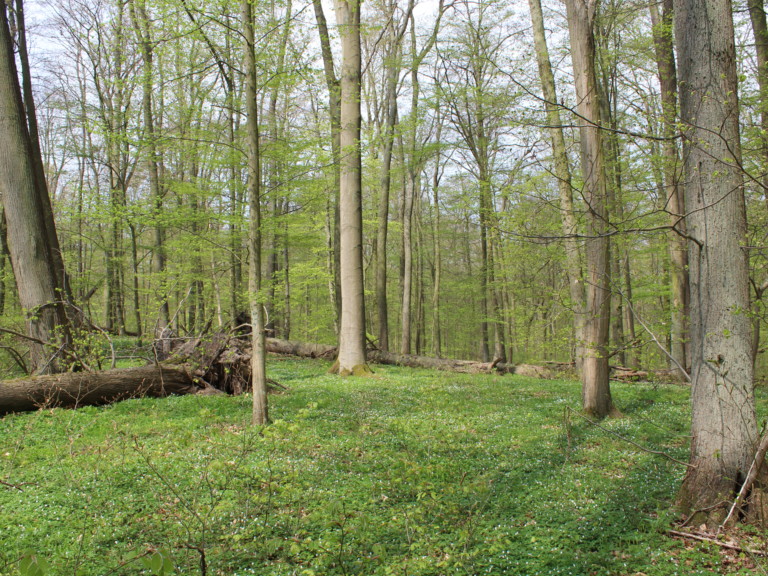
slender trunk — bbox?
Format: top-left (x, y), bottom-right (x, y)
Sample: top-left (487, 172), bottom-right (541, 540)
top-left (400, 172), bottom-right (415, 355)
top-left (651, 0), bottom-right (689, 374)
top-left (242, 0), bottom-right (268, 425)
top-left (130, 0), bottom-right (168, 337)
top-left (749, 0), bottom-right (768, 209)
top-left (376, 53), bottom-right (399, 352)
top-left (564, 0), bottom-right (613, 418)
top-left (528, 0), bottom-right (584, 367)
top-left (431, 143), bottom-right (443, 358)
top-left (313, 0), bottom-right (343, 332)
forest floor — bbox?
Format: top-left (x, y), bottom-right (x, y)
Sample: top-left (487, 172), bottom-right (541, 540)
top-left (0, 356), bottom-right (766, 575)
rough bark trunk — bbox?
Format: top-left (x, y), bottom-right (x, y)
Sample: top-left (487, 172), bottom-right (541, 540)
top-left (15, 0), bottom-right (69, 298)
top-left (0, 4), bottom-right (71, 373)
top-left (675, 0), bottom-right (763, 526)
top-left (0, 366), bottom-right (199, 416)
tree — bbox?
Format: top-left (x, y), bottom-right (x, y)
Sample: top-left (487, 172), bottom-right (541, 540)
top-left (129, 0), bottom-right (167, 344)
top-left (650, 0), bottom-right (688, 375)
top-left (674, 0), bottom-right (764, 524)
top-left (0, 2), bottom-right (72, 374)
top-left (242, 0), bottom-right (268, 424)
top-left (332, 0), bottom-right (369, 375)
top-left (563, 0), bottom-right (614, 418)
top-left (527, 0), bottom-right (584, 367)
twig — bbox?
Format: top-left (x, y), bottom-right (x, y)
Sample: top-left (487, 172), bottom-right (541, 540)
top-left (619, 290), bottom-right (691, 382)
top-left (567, 407), bottom-right (693, 468)
top-left (0, 326), bottom-right (46, 345)
top-left (720, 428), bottom-right (768, 531)
top-left (0, 479), bottom-right (36, 491)
top-left (668, 529), bottom-right (768, 557)
top-left (0, 345), bottom-right (28, 374)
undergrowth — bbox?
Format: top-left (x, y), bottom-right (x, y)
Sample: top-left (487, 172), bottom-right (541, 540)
top-left (0, 357), bottom-right (764, 575)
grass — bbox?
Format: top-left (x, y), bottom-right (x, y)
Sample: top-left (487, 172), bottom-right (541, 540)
top-left (0, 357), bottom-right (765, 575)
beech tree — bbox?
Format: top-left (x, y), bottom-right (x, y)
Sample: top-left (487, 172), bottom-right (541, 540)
top-left (242, 0), bottom-right (268, 424)
top-left (332, 0), bottom-right (369, 375)
top-left (675, 0), bottom-right (765, 524)
top-left (563, 0), bottom-right (614, 418)
top-left (527, 0), bottom-right (584, 367)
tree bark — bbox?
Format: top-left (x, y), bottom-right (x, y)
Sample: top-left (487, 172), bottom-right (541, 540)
top-left (332, 0), bottom-right (369, 375)
top-left (675, 0), bottom-right (762, 525)
top-left (242, 0), bottom-right (269, 424)
top-left (0, 366), bottom-right (199, 416)
top-left (563, 0), bottom-right (613, 418)
top-left (650, 0), bottom-right (689, 374)
top-left (14, 0), bottom-right (69, 298)
top-left (528, 0), bottom-right (585, 368)
top-left (312, 0), bottom-right (343, 332)
top-left (0, 4), bottom-right (71, 373)
top-left (130, 0), bottom-right (168, 340)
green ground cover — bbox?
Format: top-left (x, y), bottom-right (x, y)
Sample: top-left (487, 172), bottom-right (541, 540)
top-left (0, 357), bottom-right (764, 575)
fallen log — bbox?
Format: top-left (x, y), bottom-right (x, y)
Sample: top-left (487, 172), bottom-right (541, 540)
top-left (0, 365), bottom-right (200, 415)
top-left (265, 338), bottom-right (563, 378)
top-left (0, 333), bottom-right (569, 416)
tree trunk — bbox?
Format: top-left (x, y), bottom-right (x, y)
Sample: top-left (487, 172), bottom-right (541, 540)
top-left (0, 366), bottom-right (199, 416)
top-left (242, 0), bottom-right (269, 424)
top-left (528, 0), bottom-right (585, 368)
top-left (651, 0), bottom-right (689, 374)
top-left (749, 0), bottom-right (768, 209)
top-left (400, 172), bottom-right (415, 355)
top-left (0, 4), bottom-right (71, 374)
top-left (430, 130), bottom-right (443, 358)
top-left (313, 0), bottom-right (343, 333)
top-left (15, 0), bottom-right (70, 298)
top-left (675, 0), bottom-right (763, 525)
top-left (0, 206), bottom-right (6, 316)
top-left (331, 0), bottom-right (369, 375)
top-left (564, 0), bottom-right (613, 418)
top-left (130, 0), bottom-right (168, 340)
top-left (375, 46), bottom-right (399, 353)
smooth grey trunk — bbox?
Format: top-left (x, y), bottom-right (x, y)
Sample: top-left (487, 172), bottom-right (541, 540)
top-left (675, 0), bottom-right (760, 523)
top-left (431, 119), bottom-right (444, 358)
top-left (333, 0), bottom-right (368, 374)
top-left (564, 0), bottom-right (613, 418)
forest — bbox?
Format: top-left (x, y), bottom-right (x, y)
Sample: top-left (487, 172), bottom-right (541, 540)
top-left (2, 0), bottom-right (768, 571)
